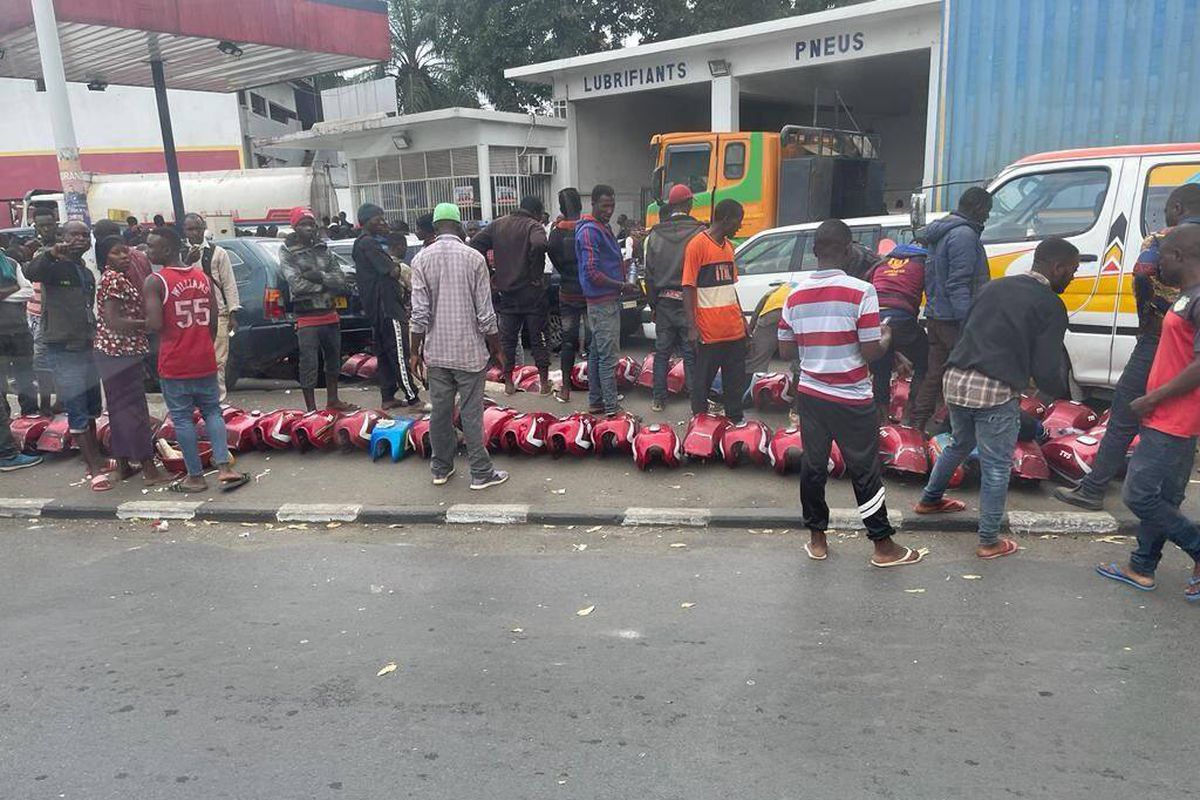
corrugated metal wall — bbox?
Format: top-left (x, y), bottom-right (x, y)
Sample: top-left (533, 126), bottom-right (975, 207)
top-left (936, 0), bottom-right (1200, 206)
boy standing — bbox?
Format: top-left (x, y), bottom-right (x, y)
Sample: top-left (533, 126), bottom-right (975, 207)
top-left (682, 199), bottom-right (748, 423)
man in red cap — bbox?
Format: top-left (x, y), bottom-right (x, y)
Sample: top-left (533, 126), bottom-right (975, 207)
top-left (279, 207), bottom-right (356, 412)
top-left (643, 184), bottom-right (705, 412)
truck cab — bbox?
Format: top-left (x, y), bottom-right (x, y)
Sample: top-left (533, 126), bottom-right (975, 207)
top-left (915, 143), bottom-right (1200, 393)
top-left (647, 126), bottom-right (885, 240)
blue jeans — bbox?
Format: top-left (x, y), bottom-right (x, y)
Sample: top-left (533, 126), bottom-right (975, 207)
top-left (1078, 335), bottom-right (1157, 495)
top-left (1124, 426), bottom-right (1200, 576)
top-left (160, 375), bottom-right (231, 477)
top-left (47, 344), bottom-right (102, 433)
top-left (586, 300), bottom-right (621, 414)
top-left (921, 397), bottom-right (1020, 545)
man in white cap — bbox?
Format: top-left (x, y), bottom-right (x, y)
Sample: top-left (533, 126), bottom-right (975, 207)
top-left (410, 202), bottom-right (509, 490)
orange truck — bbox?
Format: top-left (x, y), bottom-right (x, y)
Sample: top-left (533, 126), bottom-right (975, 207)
top-left (646, 125), bottom-right (886, 239)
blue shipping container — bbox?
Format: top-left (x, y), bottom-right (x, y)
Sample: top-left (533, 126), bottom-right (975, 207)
top-left (934, 0), bottom-right (1200, 206)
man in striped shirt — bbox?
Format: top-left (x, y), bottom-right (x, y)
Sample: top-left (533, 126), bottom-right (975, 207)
top-left (778, 220), bottom-right (922, 568)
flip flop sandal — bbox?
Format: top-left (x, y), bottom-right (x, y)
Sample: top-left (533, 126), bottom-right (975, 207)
top-left (89, 473), bottom-right (114, 492)
top-left (1185, 575), bottom-right (1200, 603)
top-left (871, 546), bottom-right (925, 568)
top-left (168, 480), bottom-right (206, 494)
top-left (914, 498), bottom-right (966, 515)
top-left (219, 473), bottom-right (251, 492)
top-left (803, 542), bottom-right (828, 561)
top-left (979, 539), bottom-right (1020, 560)
top-left (1095, 562), bottom-right (1156, 592)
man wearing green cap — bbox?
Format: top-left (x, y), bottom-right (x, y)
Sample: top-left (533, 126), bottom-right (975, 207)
top-left (409, 203), bottom-right (509, 490)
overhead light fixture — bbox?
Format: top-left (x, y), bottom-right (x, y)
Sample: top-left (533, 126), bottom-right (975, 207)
top-left (217, 40), bottom-right (244, 58)
top-left (391, 133), bottom-right (411, 151)
top-left (86, 79), bottom-right (108, 92)
top-left (708, 59), bottom-right (731, 78)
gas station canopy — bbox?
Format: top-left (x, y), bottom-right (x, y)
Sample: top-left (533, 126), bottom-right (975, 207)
top-left (0, 0), bottom-right (390, 92)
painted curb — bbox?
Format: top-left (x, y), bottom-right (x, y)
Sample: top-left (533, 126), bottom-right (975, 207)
top-left (115, 500), bottom-right (206, 520)
top-left (0, 497), bottom-right (1145, 534)
top-left (623, 507), bottom-right (711, 527)
top-left (1006, 510), bottom-right (1118, 535)
top-left (445, 504), bottom-right (530, 524)
top-left (277, 503), bottom-right (363, 523)
top-left (0, 497), bottom-right (54, 517)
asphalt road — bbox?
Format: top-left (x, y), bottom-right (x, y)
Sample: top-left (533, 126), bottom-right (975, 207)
top-left (0, 519), bottom-right (1195, 799)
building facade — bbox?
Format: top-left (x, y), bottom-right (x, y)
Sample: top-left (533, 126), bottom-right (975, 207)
top-left (508, 0), bottom-right (1200, 219)
top-left (257, 107), bottom-right (568, 225)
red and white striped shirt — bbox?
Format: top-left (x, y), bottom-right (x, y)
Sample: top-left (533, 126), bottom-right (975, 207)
top-left (777, 269), bottom-right (881, 406)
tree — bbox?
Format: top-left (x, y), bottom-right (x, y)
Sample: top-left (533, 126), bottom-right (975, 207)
top-left (426, 0), bottom-right (865, 112)
top-left (425, 0), bottom-right (642, 112)
top-left (388, 0), bottom-right (478, 113)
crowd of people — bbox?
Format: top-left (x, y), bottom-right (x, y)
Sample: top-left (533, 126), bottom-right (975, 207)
top-left (407, 180), bottom-right (1200, 590)
top-left (3, 181), bottom-right (1200, 595)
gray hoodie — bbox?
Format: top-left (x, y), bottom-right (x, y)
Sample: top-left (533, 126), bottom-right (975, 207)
top-left (644, 212), bottom-right (705, 302)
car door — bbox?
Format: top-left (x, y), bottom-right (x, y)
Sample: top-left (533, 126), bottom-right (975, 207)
top-left (1110, 155), bottom-right (1200, 383)
top-left (982, 159), bottom-right (1127, 387)
top-left (734, 230), bottom-right (804, 315)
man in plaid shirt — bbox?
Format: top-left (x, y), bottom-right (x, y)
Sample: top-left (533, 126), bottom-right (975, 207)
top-left (410, 203), bottom-right (509, 491)
top-left (915, 237), bottom-right (1080, 560)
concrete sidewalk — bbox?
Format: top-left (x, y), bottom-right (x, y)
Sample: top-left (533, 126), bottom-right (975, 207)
top-left (0, 376), bottom-right (1167, 534)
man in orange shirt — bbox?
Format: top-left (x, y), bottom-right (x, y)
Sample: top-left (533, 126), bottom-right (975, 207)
top-left (683, 199), bottom-right (747, 423)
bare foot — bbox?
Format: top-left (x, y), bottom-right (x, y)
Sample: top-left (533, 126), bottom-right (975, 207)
top-left (913, 498), bottom-right (966, 515)
top-left (870, 538), bottom-right (924, 567)
top-left (977, 538), bottom-right (1019, 559)
top-left (327, 400), bottom-right (358, 412)
top-left (504, 379), bottom-right (517, 396)
top-left (806, 530), bottom-right (828, 560)
top-left (381, 398), bottom-right (406, 410)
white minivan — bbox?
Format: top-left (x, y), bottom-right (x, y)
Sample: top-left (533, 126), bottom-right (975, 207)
top-left (913, 143), bottom-right (1200, 395)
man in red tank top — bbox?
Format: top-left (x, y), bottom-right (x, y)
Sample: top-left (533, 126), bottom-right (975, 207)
top-left (1097, 226), bottom-right (1200, 599)
top-left (144, 227), bottom-right (247, 493)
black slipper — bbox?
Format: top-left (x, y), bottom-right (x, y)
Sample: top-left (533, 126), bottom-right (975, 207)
top-left (219, 473), bottom-right (250, 492)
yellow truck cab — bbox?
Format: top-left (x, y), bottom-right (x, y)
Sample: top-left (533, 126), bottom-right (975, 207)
top-left (647, 126), bottom-right (885, 240)
top-left (914, 143), bottom-right (1200, 394)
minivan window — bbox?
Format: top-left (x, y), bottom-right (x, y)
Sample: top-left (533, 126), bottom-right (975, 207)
top-left (982, 168), bottom-right (1110, 244)
top-left (664, 143), bottom-right (711, 197)
top-left (1141, 163), bottom-right (1200, 236)
top-left (736, 233), bottom-right (797, 276)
